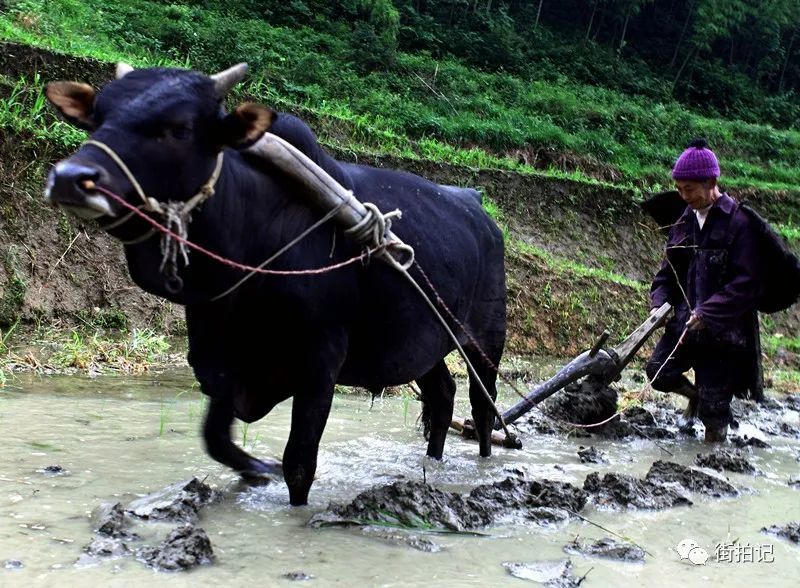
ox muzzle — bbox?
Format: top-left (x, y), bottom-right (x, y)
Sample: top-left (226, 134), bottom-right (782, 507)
top-left (45, 158), bottom-right (117, 219)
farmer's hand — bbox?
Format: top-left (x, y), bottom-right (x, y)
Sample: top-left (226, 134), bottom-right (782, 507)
top-left (686, 312), bottom-right (704, 331)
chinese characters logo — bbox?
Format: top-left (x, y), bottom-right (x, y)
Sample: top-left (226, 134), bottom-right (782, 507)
top-left (677, 538), bottom-right (775, 565)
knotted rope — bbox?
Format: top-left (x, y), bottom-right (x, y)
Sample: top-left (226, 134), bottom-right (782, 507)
top-left (83, 139), bottom-right (224, 288)
top-left (159, 201), bottom-right (192, 289)
top-left (344, 202), bottom-right (415, 270)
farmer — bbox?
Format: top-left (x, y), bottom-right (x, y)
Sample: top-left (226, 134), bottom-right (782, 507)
top-left (645, 140), bottom-right (762, 443)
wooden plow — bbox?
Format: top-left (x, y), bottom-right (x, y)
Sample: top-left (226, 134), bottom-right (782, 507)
top-left (450, 303), bottom-right (673, 447)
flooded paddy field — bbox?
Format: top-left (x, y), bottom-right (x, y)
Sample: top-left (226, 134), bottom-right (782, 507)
top-left (1, 370), bottom-right (799, 587)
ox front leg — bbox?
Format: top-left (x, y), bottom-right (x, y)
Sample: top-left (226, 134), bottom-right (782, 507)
top-left (203, 393), bottom-right (283, 479)
top-left (280, 330), bottom-right (347, 506)
top-left (283, 386), bottom-right (334, 506)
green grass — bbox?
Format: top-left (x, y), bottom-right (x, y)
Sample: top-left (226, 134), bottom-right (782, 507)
top-left (0, 72), bottom-right (85, 149)
top-left (776, 224), bottom-right (800, 243)
top-left (763, 334), bottom-right (800, 356)
top-left (511, 240), bottom-right (646, 291)
top-left (48, 328), bottom-right (170, 372)
top-left (770, 369), bottom-right (800, 394)
top-left (2, 0), bottom-right (800, 193)
top-left (0, 321), bottom-right (18, 387)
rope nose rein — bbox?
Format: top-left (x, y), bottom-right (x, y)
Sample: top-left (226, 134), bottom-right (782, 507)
top-left (82, 139), bottom-right (224, 292)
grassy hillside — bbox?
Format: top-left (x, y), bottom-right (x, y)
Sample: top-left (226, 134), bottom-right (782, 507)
top-left (0, 2), bottom-right (798, 382)
top-left (1, 0), bottom-right (800, 196)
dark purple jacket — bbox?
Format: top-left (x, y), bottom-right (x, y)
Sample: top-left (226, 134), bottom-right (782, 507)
top-left (650, 193), bottom-right (762, 345)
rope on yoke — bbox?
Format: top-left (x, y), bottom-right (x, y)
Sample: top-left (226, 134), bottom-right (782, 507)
top-left (344, 203), bottom-right (415, 270)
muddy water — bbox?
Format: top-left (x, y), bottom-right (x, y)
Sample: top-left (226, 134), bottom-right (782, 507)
top-left (1, 370), bottom-right (799, 587)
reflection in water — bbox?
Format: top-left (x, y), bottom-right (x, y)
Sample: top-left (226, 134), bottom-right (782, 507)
top-left (0, 371), bottom-right (799, 586)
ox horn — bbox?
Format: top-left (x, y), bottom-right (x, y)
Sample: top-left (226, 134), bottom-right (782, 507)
top-left (116, 62), bottom-right (134, 79)
top-left (211, 63), bottom-right (249, 97)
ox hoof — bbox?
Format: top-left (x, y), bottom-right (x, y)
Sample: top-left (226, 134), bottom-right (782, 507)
top-left (239, 457), bottom-right (283, 483)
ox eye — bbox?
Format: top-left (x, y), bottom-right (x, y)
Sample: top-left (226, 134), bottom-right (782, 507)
top-left (167, 124), bottom-right (192, 141)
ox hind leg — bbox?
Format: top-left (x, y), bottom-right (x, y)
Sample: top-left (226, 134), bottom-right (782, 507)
top-left (465, 340), bottom-right (503, 458)
top-left (416, 359), bottom-right (456, 459)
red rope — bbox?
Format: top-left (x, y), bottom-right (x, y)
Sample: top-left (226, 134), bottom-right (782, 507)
top-left (94, 185), bottom-right (369, 276)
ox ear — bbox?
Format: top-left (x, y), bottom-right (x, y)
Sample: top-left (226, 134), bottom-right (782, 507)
top-left (45, 81), bottom-right (97, 130)
top-left (218, 103), bottom-right (275, 149)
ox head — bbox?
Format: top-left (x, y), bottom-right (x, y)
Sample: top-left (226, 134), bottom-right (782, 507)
top-left (43, 63), bottom-right (274, 223)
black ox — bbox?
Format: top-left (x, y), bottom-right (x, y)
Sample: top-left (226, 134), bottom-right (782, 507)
top-left (44, 63), bottom-right (506, 505)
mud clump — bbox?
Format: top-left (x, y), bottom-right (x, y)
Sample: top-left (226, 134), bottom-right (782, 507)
top-left (310, 475), bottom-right (587, 532)
top-left (524, 382), bottom-right (677, 441)
top-left (695, 449), bottom-right (757, 474)
top-left (37, 465), bottom-right (68, 477)
top-left (762, 522), bottom-right (800, 544)
top-left (85, 536), bottom-right (131, 558)
top-left (312, 480), bottom-right (491, 531)
top-left (542, 376), bottom-right (618, 427)
top-left (84, 477), bottom-right (221, 572)
top-left (284, 571), bottom-right (315, 581)
top-left (583, 458), bottom-right (738, 509)
top-left (139, 524), bottom-right (214, 571)
top-left (128, 478), bottom-right (222, 523)
top-left (564, 537), bottom-right (646, 562)
top-left (583, 471), bottom-right (691, 510)
top-left (596, 406), bottom-right (676, 440)
top-left (730, 435), bottom-right (770, 449)
top-left (361, 527), bottom-right (442, 552)
top-left (577, 446), bottom-right (607, 464)
top-left (83, 503), bottom-right (139, 559)
top-left (469, 476), bottom-right (588, 513)
top-left (503, 559), bottom-right (584, 587)
top-left (645, 460), bottom-right (738, 497)
top-left (782, 395), bottom-right (800, 412)
top-left (95, 503), bottom-right (138, 539)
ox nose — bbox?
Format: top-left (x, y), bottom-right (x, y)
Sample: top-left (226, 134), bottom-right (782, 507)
top-left (45, 161), bottom-right (101, 205)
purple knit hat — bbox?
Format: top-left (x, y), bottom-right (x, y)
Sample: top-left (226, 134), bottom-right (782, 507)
top-left (672, 138), bottom-right (720, 180)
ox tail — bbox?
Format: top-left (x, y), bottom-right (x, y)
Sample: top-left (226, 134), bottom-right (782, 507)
top-left (414, 385), bottom-right (432, 440)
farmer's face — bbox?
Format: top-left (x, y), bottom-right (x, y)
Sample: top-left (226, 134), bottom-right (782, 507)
top-left (675, 179), bottom-right (716, 210)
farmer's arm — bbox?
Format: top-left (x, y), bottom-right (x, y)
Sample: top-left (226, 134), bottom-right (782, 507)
top-left (694, 221), bottom-right (761, 331)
